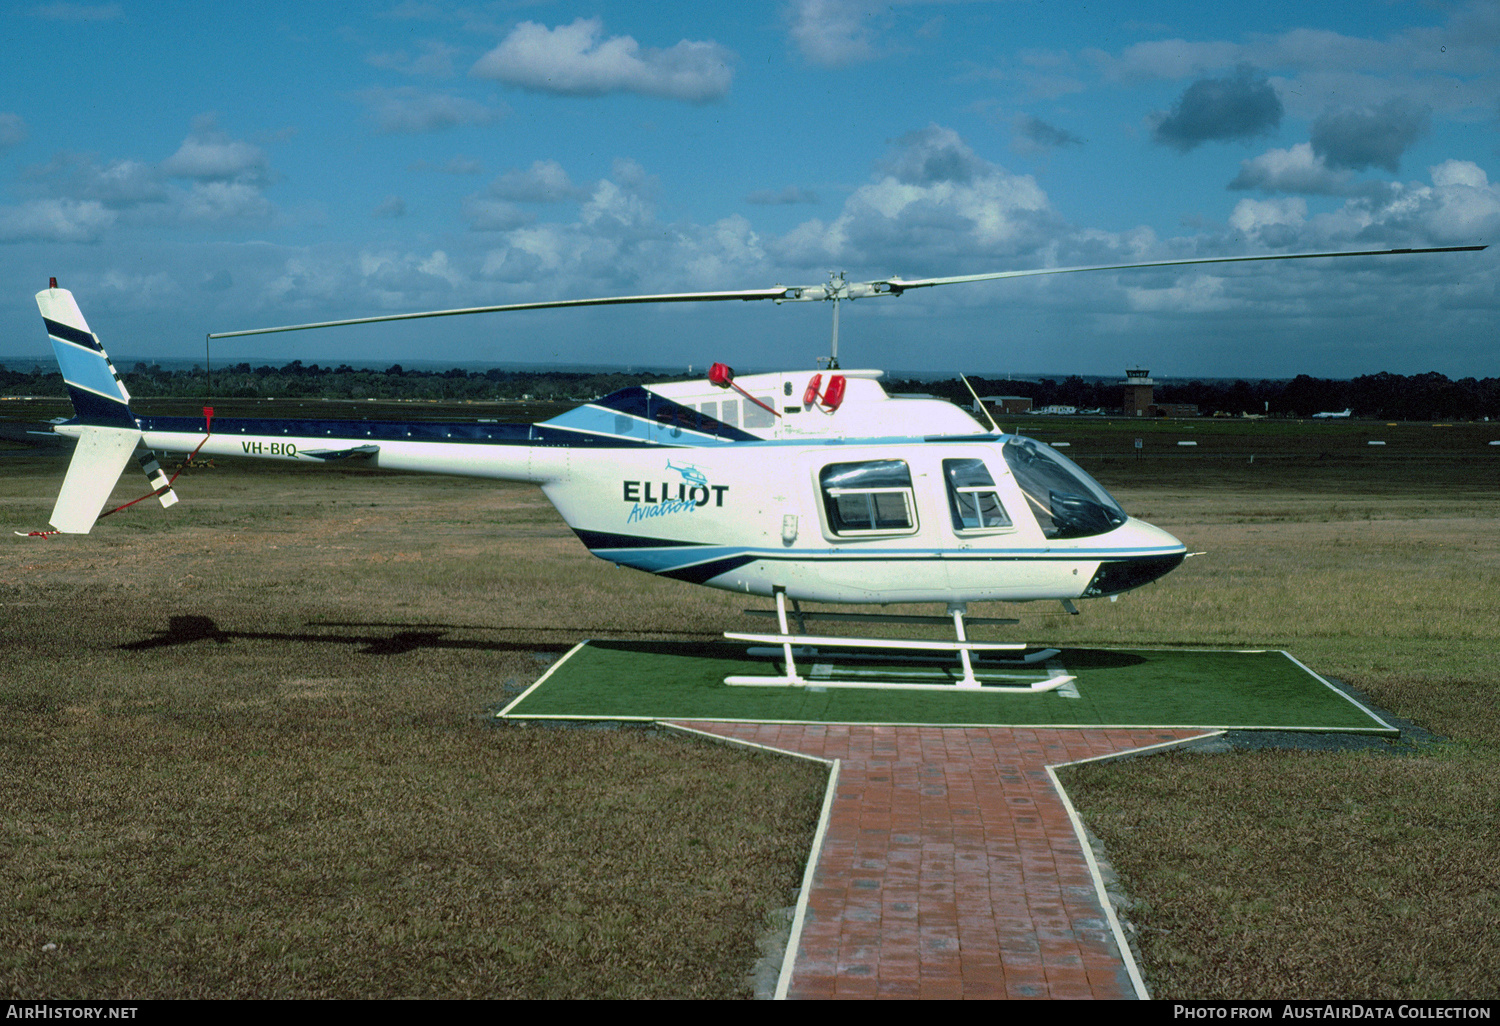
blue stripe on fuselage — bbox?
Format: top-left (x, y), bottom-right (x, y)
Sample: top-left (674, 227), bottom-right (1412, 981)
top-left (132, 415), bottom-right (663, 448)
top-left (580, 536), bottom-right (1184, 576)
top-left (543, 387), bottom-right (758, 446)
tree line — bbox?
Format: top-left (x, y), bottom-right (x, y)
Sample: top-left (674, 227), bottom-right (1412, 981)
top-left (3, 361), bottom-right (1499, 420)
top-left (0, 361), bottom-right (676, 404)
top-left (892, 371), bottom-right (1500, 421)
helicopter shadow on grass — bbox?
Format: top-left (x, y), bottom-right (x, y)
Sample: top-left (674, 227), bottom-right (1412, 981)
top-left (116, 614), bottom-right (725, 658)
top-left (116, 616), bottom-right (1152, 670)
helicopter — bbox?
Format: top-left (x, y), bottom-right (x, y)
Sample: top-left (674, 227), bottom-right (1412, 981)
top-left (29, 243), bottom-right (1484, 691)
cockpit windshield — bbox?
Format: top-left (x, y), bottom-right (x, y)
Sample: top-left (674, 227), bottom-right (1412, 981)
top-left (1001, 437), bottom-right (1128, 539)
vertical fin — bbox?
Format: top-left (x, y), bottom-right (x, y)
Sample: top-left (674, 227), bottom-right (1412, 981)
top-left (36, 284), bottom-right (135, 427)
top-left (36, 282), bottom-right (142, 533)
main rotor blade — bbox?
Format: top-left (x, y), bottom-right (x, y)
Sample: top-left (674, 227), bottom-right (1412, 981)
top-left (207, 285), bottom-right (794, 339)
top-left (878, 245), bottom-right (1487, 293)
top-left (208, 244), bottom-right (1485, 338)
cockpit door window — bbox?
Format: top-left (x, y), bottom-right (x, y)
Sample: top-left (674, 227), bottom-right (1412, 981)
top-left (1002, 438), bottom-right (1128, 539)
top-left (942, 458), bottom-right (1012, 532)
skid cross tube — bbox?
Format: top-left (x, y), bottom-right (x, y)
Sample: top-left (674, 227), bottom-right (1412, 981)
top-left (724, 593), bottom-right (1074, 693)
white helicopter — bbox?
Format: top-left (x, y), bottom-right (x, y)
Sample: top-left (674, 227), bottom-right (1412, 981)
top-left (30, 244), bottom-right (1483, 691)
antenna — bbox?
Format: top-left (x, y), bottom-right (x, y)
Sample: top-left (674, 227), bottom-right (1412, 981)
top-left (961, 374), bottom-right (1000, 433)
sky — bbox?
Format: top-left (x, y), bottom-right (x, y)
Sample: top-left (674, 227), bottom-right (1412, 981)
top-left (0, 0), bottom-right (1497, 380)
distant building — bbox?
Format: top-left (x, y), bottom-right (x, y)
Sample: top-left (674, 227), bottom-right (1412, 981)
top-left (976, 395), bottom-right (1033, 415)
top-left (1149, 402), bottom-right (1200, 418)
top-left (1121, 368), bottom-right (1154, 417)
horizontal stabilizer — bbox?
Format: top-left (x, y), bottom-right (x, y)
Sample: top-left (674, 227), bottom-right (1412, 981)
top-left (49, 425), bottom-right (142, 533)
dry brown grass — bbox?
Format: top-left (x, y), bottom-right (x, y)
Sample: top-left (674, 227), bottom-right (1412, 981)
top-left (1068, 751), bottom-right (1499, 999)
top-left (1, 455), bottom-right (824, 999)
top-left (3, 416), bottom-right (1498, 999)
top-left (1055, 456), bottom-right (1500, 1000)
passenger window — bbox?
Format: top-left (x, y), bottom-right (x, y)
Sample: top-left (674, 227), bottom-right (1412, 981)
top-left (743, 397), bottom-right (776, 430)
top-left (943, 458), bottom-right (1012, 532)
top-left (819, 460), bottom-right (918, 535)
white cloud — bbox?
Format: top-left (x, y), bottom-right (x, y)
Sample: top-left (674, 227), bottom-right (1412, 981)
top-left (5, 120), bottom-right (283, 241)
top-left (161, 129), bottom-right (268, 183)
top-left (1380, 161), bottom-right (1500, 245)
top-left (462, 197), bottom-right (534, 232)
top-left (472, 161), bottom-right (770, 295)
top-left (97, 269), bottom-right (180, 308)
top-left (681, 215), bottom-right (766, 285)
top-left (1093, 38), bottom-right (1242, 82)
top-left (417, 250), bottom-right (465, 288)
top-left (177, 181), bottom-right (275, 224)
top-left (1122, 274), bottom-right (1232, 314)
top-left (267, 256), bottom-right (346, 308)
top-left (365, 40), bottom-right (460, 78)
top-left (581, 164), bottom-right (656, 233)
top-left (772, 125), bottom-right (1056, 271)
top-left (1228, 196), bottom-right (1308, 233)
top-left (266, 248), bottom-right (472, 312)
top-left (0, 198), bottom-right (116, 242)
top-left (487, 160), bottom-right (583, 203)
top-left (352, 87), bottom-right (503, 134)
top-left (25, 153), bottom-right (168, 208)
top-left (471, 18), bottom-right (734, 102)
top-left (1091, 4), bottom-right (1500, 110)
top-left (1229, 143), bottom-right (1355, 195)
top-left (1220, 160), bottom-right (1498, 251)
top-left (786, 0), bottom-right (883, 67)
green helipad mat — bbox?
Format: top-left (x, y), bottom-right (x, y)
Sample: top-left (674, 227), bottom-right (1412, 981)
top-left (499, 640), bottom-right (1395, 733)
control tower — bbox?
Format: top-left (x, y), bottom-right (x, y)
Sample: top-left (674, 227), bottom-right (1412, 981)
top-left (1122, 368), bottom-right (1155, 417)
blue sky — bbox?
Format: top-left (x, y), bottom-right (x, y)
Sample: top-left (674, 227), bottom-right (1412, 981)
top-left (1, 1), bottom-right (1496, 379)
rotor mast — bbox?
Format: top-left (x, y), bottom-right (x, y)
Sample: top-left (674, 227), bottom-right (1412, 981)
top-left (776, 270), bottom-right (897, 370)
top-left (829, 295), bottom-right (839, 370)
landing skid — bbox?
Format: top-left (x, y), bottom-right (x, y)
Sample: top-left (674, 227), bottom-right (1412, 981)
top-left (724, 591), bottom-right (1074, 694)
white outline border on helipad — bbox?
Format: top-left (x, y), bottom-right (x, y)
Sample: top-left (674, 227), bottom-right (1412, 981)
top-left (1045, 730), bottom-right (1225, 1001)
top-left (659, 722), bottom-right (840, 1002)
top-left (498, 642), bottom-right (1398, 734)
top-left (497, 642), bottom-right (1398, 999)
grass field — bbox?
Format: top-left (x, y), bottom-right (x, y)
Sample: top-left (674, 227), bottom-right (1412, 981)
top-left (2, 403), bottom-right (1498, 999)
top-left (1053, 432), bottom-right (1500, 1001)
top-left (0, 443), bottom-right (826, 999)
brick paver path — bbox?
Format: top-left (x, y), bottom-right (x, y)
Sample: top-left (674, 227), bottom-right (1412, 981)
top-left (673, 722), bottom-right (1212, 999)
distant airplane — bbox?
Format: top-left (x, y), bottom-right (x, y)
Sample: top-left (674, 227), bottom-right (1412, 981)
top-left (1312, 409), bottom-right (1352, 419)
